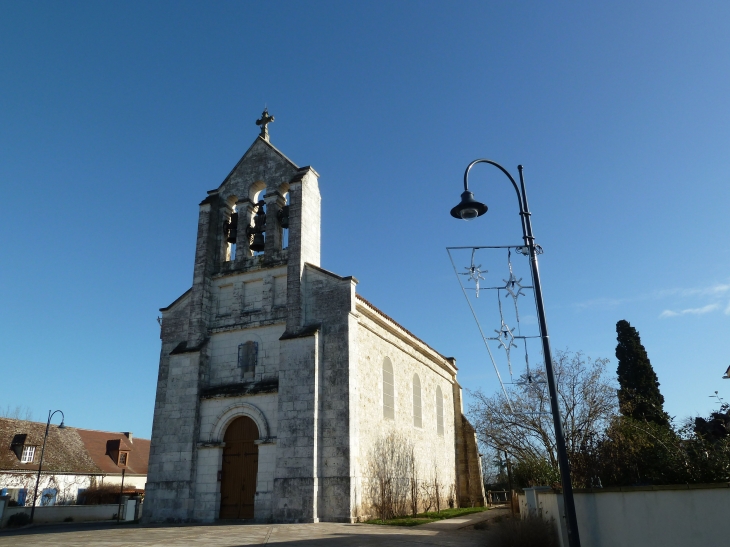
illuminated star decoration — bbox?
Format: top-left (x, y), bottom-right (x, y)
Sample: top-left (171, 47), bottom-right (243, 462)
top-left (515, 368), bottom-right (547, 389)
top-left (460, 250), bottom-right (487, 297)
top-left (495, 319), bottom-right (518, 375)
top-left (503, 270), bottom-right (525, 300)
top-left (503, 250), bottom-right (527, 322)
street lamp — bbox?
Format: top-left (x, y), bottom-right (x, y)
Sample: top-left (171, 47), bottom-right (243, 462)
top-left (451, 159), bottom-right (582, 547)
top-left (30, 410), bottom-right (66, 523)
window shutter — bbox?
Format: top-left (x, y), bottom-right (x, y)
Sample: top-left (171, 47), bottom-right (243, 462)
top-left (238, 341), bottom-right (258, 376)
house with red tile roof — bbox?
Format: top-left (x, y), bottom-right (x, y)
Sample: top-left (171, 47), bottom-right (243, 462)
top-left (0, 418), bottom-right (149, 506)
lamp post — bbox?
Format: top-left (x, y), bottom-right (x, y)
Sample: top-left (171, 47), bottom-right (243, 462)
top-left (30, 410), bottom-right (65, 523)
top-left (450, 160), bottom-right (582, 547)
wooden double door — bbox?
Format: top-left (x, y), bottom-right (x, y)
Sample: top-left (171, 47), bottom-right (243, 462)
top-left (219, 416), bottom-right (259, 519)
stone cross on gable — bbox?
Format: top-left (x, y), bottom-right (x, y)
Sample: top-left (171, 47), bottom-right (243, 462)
top-left (256, 108), bottom-right (275, 141)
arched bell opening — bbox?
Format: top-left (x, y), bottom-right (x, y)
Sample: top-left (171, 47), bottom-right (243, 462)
top-left (219, 416), bottom-right (259, 520)
top-left (279, 191), bottom-right (290, 250)
top-left (248, 186), bottom-right (267, 256)
top-left (222, 195), bottom-right (238, 262)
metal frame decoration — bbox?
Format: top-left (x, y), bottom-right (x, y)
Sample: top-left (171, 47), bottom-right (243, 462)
top-left (449, 159), bottom-right (582, 547)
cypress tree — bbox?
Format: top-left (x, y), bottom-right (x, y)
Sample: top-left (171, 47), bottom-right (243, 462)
top-left (615, 320), bottom-right (669, 426)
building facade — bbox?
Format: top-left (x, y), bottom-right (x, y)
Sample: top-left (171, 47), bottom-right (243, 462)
top-left (143, 114), bottom-right (484, 523)
top-left (0, 418), bottom-right (148, 506)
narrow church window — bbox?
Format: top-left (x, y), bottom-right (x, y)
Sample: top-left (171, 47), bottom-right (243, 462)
top-left (436, 386), bottom-right (444, 436)
top-left (249, 199), bottom-right (266, 255)
top-left (383, 357), bottom-right (394, 420)
top-left (279, 192), bottom-right (290, 249)
top-left (413, 374), bottom-right (422, 428)
top-left (223, 203), bottom-right (238, 262)
top-left (238, 341), bottom-right (258, 377)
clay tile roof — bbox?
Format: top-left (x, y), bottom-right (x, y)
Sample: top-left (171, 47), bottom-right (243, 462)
top-left (76, 429), bottom-right (150, 475)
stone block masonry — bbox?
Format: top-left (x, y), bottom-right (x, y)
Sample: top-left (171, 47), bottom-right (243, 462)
top-left (144, 125), bottom-right (483, 524)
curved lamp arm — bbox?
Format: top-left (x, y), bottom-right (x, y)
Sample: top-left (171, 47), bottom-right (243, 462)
top-left (48, 410), bottom-right (65, 427)
top-left (462, 159), bottom-right (531, 245)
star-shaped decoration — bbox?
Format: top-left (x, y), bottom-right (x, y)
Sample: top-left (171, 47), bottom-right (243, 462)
top-left (495, 320), bottom-right (517, 352)
top-left (494, 320), bottom-right (518, 376)
top-left (503, 257), bottom-right (526, 301)
top-left (515, 370), bottom-right (547, 387)
top-left (503, 271), bottom-right (526, 300)
top-left (460, 263), bottom-right (487, 297)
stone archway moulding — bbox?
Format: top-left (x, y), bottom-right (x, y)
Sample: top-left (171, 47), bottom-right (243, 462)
top-left (210, 402), bottom-right (270, 442)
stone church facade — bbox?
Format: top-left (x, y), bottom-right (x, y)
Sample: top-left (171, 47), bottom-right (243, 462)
top-left (144, 113), bottom-right (484, 523)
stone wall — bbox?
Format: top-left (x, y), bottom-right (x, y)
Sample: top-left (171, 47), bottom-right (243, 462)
top-left (273, 264), bottom-right (356, 523)
top-left (353, 298), bottom-right (459, 518)
top-left (144, 132), bottom-right (481, 525)
top-left (145, 136), bottom-right (302, 523)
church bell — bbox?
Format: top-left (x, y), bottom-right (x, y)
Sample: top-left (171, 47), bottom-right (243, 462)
top-left (225, 212), bottom-right (238, 244)
top-left (277, 205), bottom-right (289, 229)
top-left (250, 232), bottom-right (265, 252)
top-left (247, 200), bottom-right (267, 252)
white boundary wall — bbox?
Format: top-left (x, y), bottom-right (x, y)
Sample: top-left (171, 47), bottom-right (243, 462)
top-left (0, 503), bottom-right (130, 527)
top-left (520, 484), bottom-right (730, 547)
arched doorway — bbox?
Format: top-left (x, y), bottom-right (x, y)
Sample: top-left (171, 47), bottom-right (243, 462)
top-left (219, 416), bottom-right (259, 519)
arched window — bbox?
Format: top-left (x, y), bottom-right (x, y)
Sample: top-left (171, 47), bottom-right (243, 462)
top-left (279, 190), bottom-right (290, 250)
top-left (383, 357), bottom-right (394, 420)
top-left (222, 198), bottom-right (238, 262)
top-left (436, 385), bottom-right (444, 436)
top-left (413, 374), bottom-right (422, 428)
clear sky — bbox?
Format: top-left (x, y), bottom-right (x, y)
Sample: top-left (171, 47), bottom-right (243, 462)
top-left (1, 1), bottom-right (729, 438)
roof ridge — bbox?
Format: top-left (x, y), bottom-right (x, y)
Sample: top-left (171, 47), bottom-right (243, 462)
top-left (355, 294), bottom-right (455, 366)
top-left (0, 418), bottom-right (149, 440)
top-left (74, 427), bottom-right (150, 440)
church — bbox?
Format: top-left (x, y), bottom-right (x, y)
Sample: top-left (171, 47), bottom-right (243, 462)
top-left (143, 111), bottom-right (484, 523)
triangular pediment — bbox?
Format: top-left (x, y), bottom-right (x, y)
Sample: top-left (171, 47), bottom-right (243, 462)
top-left (210, 137), bottom-right (300, 203)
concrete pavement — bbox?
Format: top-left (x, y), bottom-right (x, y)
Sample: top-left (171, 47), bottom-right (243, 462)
top-left (0, 509), bottom-right (510, 546)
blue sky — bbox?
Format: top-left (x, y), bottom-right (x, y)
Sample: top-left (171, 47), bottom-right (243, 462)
top-left (1, 1), bottom-right (729, 438)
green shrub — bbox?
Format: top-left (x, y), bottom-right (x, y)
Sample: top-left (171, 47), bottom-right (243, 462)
top-left (7, 512), bottom-right (31, 528)
top-left (490, 515), bottom-right (559, 547)
top-left (77, 484), bottom-right (121, 505)
top-left (511, 457), bottom-right (560, 489)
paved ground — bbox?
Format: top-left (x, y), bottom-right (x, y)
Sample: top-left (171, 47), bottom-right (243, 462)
top-left (0, 508), bottom-right (509, 546)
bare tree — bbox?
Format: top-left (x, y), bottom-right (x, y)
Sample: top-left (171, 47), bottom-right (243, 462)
top-left (419, 478), bottom-right (434, 513)
top-left (1, 405), bottom-right (34, 421)
top-left (469, 350), bottom-right (616, 470)
top-left (365, 431), bottom-right (415, 520)
top-left (409, 445), bottom-right (419, 515)
top-left (447, 483), bottom-right (456, 509)
top-left (432, 462), bottom-right (444, 513)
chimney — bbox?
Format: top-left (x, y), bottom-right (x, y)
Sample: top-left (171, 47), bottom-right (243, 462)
top-left (123, 432), bottom-right (133, 443)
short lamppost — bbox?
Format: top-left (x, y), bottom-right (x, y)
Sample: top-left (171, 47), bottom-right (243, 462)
top-left (30, 409), bottom-right (66, 523)
top-left (450, 160), bottom-right (582, 547)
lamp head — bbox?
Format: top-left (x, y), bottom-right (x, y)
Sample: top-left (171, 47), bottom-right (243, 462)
top-left (450, 190), bottom-right (488, 221)
top-left (58, 421), bottom-right (66, 429)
